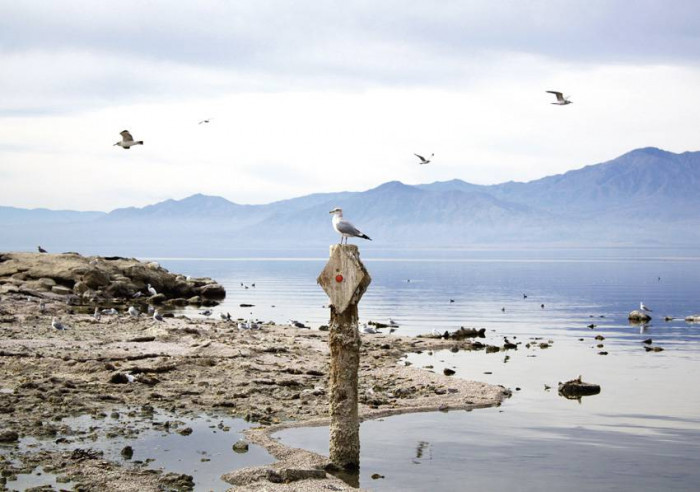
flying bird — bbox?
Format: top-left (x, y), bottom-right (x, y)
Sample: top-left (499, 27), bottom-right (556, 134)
top-left (546, 91), bottom-right (572, 105)
top-left (198, 119), bottom-right (212, 125)
top-left (415, 153), bottom-right (434, 165)
top-left (640, 302), bottom-right (652, 312)
top-left (37, 246), bottom-right (47, 253)
top-left (114, 130), bottom-right (144, 149)
top-left (329, 208), bottom-right (371, 244)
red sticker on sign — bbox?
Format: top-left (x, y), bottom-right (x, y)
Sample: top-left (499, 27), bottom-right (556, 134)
top-left (335, 274), bottom-right (344, 283)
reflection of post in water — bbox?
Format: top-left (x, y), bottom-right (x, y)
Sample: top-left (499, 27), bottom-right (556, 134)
top-left (317, 244), bottom-right (371, 470)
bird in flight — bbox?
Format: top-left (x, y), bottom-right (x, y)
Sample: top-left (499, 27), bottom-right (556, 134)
top-left (415, 153), bottom-right (434, 165)
top-left (198, 119), bottom-right (212, 125)
top-left (640, 301), bottom-right (653, 312)
top-left (329, 208), bottom-right (371, 244)
top-left (546, 91), bottom-right (572, 105)
top-left (114, 130), bottom-right (144, 149)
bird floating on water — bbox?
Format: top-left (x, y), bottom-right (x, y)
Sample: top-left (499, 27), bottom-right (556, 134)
top-left (329, 208), bottom-right (371, 244)
top-left (640, 302), bottom-right (653, 312)
top-left (546, 91), bottom-right (572, 105)
top-left (415, 153), bottom-right (434, 165)
top-left (37, 246), bottom-right (47, 253)
top-left (114, 130), bottom-right (144, 149)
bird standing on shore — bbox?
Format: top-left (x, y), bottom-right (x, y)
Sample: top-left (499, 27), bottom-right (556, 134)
top-left (546, 91), bottom-right (572, 105)
top-left (114, 130), bottom-right (144, 149)
top-left (641, 302), bottom-right (653, 312)
top-left (37, 246), bottom-right (47, 253)
top-left (128, 306), bottom-right (140, 318)
top-left (93, 307), bottom-right (101, 321)
top-left (52, 317), bottom-right (66, 330)
top-left (153, 310), bottom-right (164, 322)
top-left (147, 284), bottom-right (157, 296)
top-left (329, 208), bottom-right (371, 244)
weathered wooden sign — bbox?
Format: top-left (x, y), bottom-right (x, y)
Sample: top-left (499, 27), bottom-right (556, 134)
top-left (317, 244), bottom-right (371, 314)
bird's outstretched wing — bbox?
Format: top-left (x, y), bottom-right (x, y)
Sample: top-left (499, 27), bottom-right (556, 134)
top-left (120, 130), bottom-right (134, 142)
top-left (414, 153), bottom-right (427, 162)
top-left (546, 91), bottom-right (565, 102)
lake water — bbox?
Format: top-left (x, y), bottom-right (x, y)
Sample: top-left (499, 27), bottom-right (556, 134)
top-left (154, 248), bottom-right (700, 491)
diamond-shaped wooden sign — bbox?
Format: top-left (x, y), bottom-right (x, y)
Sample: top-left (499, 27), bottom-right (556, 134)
top-left (317, 244), bottom-right (371, 314)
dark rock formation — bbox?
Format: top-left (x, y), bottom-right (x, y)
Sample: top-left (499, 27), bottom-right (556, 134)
top-left (558, 376), bottom-right (601, 399)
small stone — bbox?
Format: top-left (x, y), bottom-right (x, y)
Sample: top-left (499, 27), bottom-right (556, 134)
top-left (232, 440), bottom-right (249, 453)
top-left (371, 473), bottom-right (385, 479)
top-left (178, 427), bottom-right (193, 436)
top-left (443, 368), bottom-right (455, 376)
top-left (0, 429), bottom-right (19, 442)
top-left (121, 445), bottom-right (134, 459)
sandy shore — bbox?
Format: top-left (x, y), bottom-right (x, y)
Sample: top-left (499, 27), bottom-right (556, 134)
top-left (0, 294), bottom-right (508, 491)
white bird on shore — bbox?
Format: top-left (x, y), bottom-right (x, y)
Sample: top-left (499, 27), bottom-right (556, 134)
top-left (329, 208), bottom-right (371, 245)
top-left (289, 319), bottom-right (308, 329)
top-left (132, 291), bottom-right (143, 299)
top-left (237, 321), bottom-right (249, 330)
top-left (153, 310), bottom-right (164, 322)
top-left (388, 318), bottom-right (399, 327)
top-left (415, 153), bottom-right (434, 165)
top-left (362, 323), bottom-right (378, 334)
top-left (640, 302), bottom-right (653, 312)
top-left (52, 317), bottom-right (66, 330)
top-left (101, 308), bottom-right (118, 315)
top-left (114, 130), bottom-right (144, 149)
top-left (546, 91), bottom-right (572, 105)
top-left (220, 312), bottom-right (232, 321)
top-left (39, 301), bottom-right (46, 313)
top-left (147, 284), bottom-right (157, 296)
top-left (93, 307), bottom-right (101, 321)
top-left (128, 306), bottom-right (140, 318)
top-left (200, 309), bottom-right (212, 316)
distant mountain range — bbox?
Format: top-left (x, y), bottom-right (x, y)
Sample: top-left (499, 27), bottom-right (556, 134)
top-left (2, 147), bottom-right (700, 256)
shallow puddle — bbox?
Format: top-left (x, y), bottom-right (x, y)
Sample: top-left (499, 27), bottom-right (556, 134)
top-left (12, 407), bottom-right (274, 491)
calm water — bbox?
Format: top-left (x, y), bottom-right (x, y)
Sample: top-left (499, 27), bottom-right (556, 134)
top-left (154, 249), bottom-right (700, 491)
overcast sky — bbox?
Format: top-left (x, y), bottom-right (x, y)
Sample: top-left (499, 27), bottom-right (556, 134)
top-left (1, 0), bottom-right (699, 211)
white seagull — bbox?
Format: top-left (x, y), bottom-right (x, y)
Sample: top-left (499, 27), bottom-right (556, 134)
top-left (640, 302), bottom-right (653, 312)
top-left (128, 305), bottom-right (140, 318)
top-left (114, 130), bottom-right (144, 149)
top-left (52, 317), bottom-right (66, 330)
top-left (415, 153), bottom-right (434, 165)
top-left (361, 323), bottom-right (378, 334)
top-left (93, 307), bottom-right (101, 321)
top-left (546, 91), bottom-right (572, 105)
top-left (153, 310), bottom-right (164, 322)
top-left (329, 208), bottom-right (371, 245)
top-left (147, 284), bottom-right (157, 296)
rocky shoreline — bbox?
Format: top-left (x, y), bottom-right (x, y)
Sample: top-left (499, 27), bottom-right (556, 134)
top-left (0, 254), bottom-right (508, 491)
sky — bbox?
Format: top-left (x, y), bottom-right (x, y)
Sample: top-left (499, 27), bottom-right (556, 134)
top-left (1, 0), bottom-right (700, 211)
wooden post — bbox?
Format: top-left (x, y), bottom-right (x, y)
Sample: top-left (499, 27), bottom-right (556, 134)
top-left (317, 244), bottom-right (371, 469)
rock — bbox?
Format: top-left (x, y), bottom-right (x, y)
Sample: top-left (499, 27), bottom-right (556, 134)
top-left (199, 283), bottom-right (226, 299)
top-left (644, 346), bottom-right (664, 352)
top-left (109, 373), bottom-right (130, 384)
top-left (73, 281), bottom-right (89, 295)
top-left (628, 310), bottom-right (651, 322)
top-left (267, 468), bottom-right (326, 483)
top-left (178, 427), bottom-right (193, 436)
top-left (121, 445), bottom-right (134, 459)
top-left (83, 269), bottom-right (110, 289)
top-left (451, 327), bottom-right (486, 339)
top-left (232, 440), bottom-right (249, 453)
top-left (371, 473), bottom-right (385, 479)
top-left (0, 429), bottom-right (19, 442)
top-left (443, 368), bottom-right (456, 376)
top-left (149, 293), bottom-right (167, 304)
top-left (51, 285), bottom-right (73, 295)
top-left (188, 296), bottom-right (202, 305)
top-left (685, 315), bottom-right (700, 323)
top-left (558, 376), bottom-right (601, 399)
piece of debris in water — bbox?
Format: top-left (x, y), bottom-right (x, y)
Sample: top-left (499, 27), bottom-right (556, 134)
top-left (558, 375), bottom-right (601, 400)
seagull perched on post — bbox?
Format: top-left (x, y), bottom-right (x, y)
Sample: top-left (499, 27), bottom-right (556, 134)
top-left (640, 302), bottom-right (653, 312)
top-left (329, 208), bottom-right (371, 244)
top-left (414, 153), bottom-right (434, 165)
top-left (114, 130), bottom-right (144, 149)
top-left (546, 91), bottom-right (572, 105)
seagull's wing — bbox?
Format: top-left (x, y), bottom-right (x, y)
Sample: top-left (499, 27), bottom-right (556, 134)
top-left (546, 91), bottom-right (565, 101)
top-left (414, 153), bottom-right (426, 162)
top-left (120, 130), bottom-right (134, 142)
top-left (336, 219), bottom-right (364, 237)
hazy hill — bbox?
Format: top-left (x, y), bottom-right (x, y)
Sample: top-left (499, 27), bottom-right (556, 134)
top-left (2, 147), bottom-right (699, 255)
